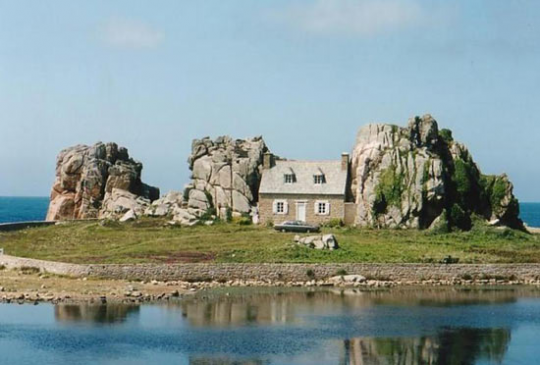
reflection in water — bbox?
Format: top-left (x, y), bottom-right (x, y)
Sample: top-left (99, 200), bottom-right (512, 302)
top-left (55, 304), bottom-right (140, 324)
top-left (168, 288), bottom-right (524, 364)
top-left (2, 287), bottom-right (536, 364)
top-left (341, 328), bottom-right (510, 365)
top-left (177, 287), bottom-right (524, 327)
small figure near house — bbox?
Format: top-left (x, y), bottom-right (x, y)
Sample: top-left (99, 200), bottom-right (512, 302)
top-left (258, 152), bottom-right (355, 226)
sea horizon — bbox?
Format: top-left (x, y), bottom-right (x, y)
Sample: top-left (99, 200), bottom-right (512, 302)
top-left (1, 196), bottom-right (540, 227)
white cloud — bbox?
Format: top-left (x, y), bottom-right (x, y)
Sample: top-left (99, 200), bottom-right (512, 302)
top-left (99, 18), bottom-right (164, 49)
top-left (273, 0), bottom-right (428, 36)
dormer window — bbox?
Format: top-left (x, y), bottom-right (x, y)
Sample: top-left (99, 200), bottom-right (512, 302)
top-left (313, 174), bottom-right (326, 184)
top-left (284, 174), bottom-right (296, 184)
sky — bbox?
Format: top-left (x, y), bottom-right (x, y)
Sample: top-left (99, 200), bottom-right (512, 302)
top-left (1, 0), bottom-right (539, 201)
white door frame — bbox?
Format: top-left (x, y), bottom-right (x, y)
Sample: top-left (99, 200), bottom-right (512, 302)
top-left (296, 201), bottom-right (307, 222)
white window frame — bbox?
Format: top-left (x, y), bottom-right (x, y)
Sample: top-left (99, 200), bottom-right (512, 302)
top-left (313, 174), bottom-right (325, 184)
top-left (284, 174), bottom-right (295, 184)
top-left (314, 200), bottom-right (330, 216)
top-left (273, 199), bottom-right (288, 215)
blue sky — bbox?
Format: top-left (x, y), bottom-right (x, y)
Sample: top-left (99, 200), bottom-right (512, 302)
top-left (1, 0), bottom-right (539, 201)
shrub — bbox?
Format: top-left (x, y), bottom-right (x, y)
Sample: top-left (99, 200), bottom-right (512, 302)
top-left (306, 269), bottom-right (315, 279)
top-left (199, 207), bottom-right (217, 222)
top-left (335, 269), bottom-right (348, 276)
top-left (323, 219), bottom-right (344, 228)
top-left (449, 204), bottom-right (471, 231)
top-left (232, 216), bottom-right (252, 225)
top-left (0, 265), bottom-right (5, 271)
top-left (439, 129), bottom-right (454, 143)
top-left (373, 164), bottom-right (404, 215)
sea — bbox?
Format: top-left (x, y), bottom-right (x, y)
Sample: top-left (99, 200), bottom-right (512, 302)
top-left (1, 197), bottom-right (539, 227)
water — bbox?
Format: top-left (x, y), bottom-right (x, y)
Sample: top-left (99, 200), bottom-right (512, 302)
top-left (1, 197), bottom-right (540, 227)
top-left (0, 197), bottom-right (49, 223)
top-left (1, 287), bottom-right (540, 364)
top-left (520, 203), bottom-right (540, 228)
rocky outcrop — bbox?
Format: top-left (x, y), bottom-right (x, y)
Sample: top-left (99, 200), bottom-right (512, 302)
top-left (46, 142), bottom-right (159, 221)
top-left (350, 115), bottom-right (523, 230)
top-left (184, 136), bottom-right (269, 218)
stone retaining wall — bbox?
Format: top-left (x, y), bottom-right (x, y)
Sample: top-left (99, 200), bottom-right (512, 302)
top-left (0, 221), bottom-right (55, 232)
top-left (1, 254), bottom-right (540, 282)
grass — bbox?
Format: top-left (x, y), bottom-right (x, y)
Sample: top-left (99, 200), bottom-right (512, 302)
top-left (0, 218), bottom-right (539, 264)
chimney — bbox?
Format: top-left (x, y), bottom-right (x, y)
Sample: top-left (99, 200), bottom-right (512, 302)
top-left (341, 153), bottom-right (349, 171)
top-left (263, 152), bottom-right (274, 169)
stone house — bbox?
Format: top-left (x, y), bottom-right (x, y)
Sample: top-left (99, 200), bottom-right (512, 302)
top-left (258, 153), bottom-right (356, 226)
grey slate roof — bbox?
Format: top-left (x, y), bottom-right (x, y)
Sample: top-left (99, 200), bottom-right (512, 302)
top-left (259, 160), bottom-right (347, 196)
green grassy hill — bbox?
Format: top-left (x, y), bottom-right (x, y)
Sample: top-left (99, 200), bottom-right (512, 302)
top-left (0, 218), bottom-right (538, 264)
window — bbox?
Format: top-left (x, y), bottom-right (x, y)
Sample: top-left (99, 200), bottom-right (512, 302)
top-left (315, 201), bottom-right (330, 215)
top-left (273, 200), bottom-right (288, 215)
top-left (284, 174), bottom-right (295, 184)
top-left (313, 174), bottom-right (326, 184)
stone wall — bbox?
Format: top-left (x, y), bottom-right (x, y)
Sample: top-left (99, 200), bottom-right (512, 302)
top-left (259, 194), bottom-right (345, 225)
top-left (1, 255), bottom-right (540, 283)
top-left (0, 221), bottom-right (56, 232)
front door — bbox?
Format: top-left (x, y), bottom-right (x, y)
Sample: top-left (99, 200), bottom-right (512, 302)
top-left (296, 202), bottom-right (306, 222)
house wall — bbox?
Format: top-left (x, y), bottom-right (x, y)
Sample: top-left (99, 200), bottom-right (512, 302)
top-left (259, 194), bottom-right (345, 225)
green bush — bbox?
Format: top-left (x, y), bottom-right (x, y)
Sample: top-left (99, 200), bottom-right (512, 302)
top-left (439, 129), bottom-right (454, 143)
top-left (335, 269), bottom-right (348, 276)
top-left (323, 219), bottom-right (344, 228)
top-left (232, 216), bottom-right (252, 225)
top-left (306, 269), bottom-right (315, 279)
top-left (199, 207), bottom-right (217, 222)
top-left (373, 164), bottom-right (404, 215)
top-left (449, 204), bottom-right (471, 231)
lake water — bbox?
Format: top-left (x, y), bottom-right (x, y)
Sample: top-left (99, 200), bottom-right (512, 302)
top-left (1, 287), bottom-right (540, 364)
top-left (1, 197), bottom-right (540, 227)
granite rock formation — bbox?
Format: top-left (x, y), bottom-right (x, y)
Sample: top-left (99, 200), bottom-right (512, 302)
top-left (46, 142), bottom-right (159, 221)
top-left (144, 191), bottom-right (184, 218)
top-left (350, 114), bottom-right (523, 230)
top-left (142, 191), bottom-right (205, 226)
top-left (184, 136), bottom-right (269, 218)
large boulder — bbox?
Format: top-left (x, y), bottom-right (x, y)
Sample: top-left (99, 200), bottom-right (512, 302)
top-left (350, 115), bottom-right (523, 230)
top-left (184, 136), bottom-right (269, 217)
top-left (46, 142), bottom-right (159, 221)
top-left (294, 234), bottom-right (339, 250)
